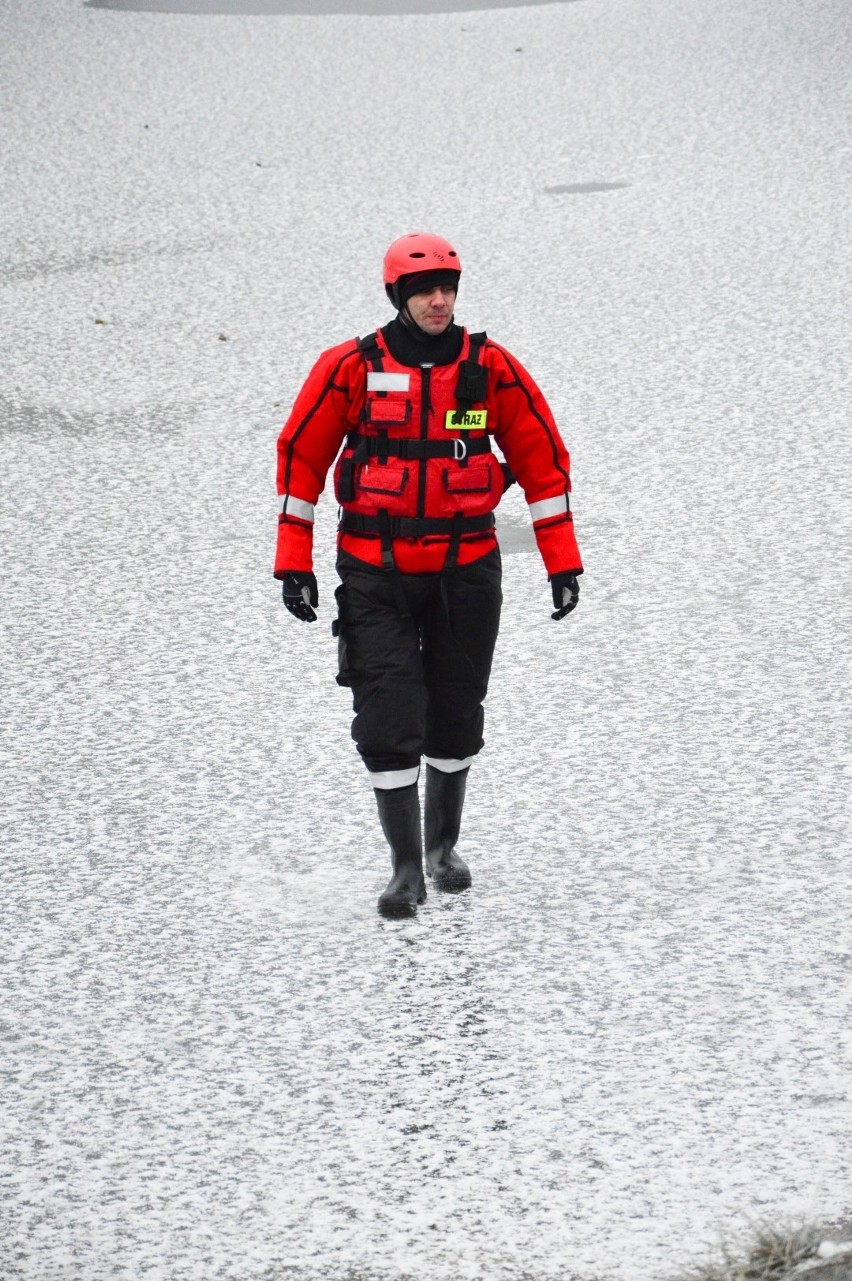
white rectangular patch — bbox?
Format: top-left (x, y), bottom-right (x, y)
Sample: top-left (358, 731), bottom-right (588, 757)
top-left (367, 372), bottom-right (410, 393)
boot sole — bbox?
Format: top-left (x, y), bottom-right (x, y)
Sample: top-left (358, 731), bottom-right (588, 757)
top-left (377, 892), bottom-right (426, 919)
top-left (426, 868), bottom-right (472, 893)
top-left (376, 886), bottom-right (425, 917)
top-left (378, 899), bottom-right (417, 919)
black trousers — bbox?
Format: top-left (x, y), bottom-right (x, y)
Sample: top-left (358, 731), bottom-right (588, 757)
top-left (335, 548), bottom-right (503, 775)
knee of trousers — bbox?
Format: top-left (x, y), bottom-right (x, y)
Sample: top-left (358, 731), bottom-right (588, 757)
top-left (424, 689), bottom-right (486, 761)
top-left (350, 676), bottom-right (427, 774)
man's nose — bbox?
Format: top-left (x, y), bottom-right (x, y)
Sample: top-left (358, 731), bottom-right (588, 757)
top-left (428, 288), bottom-right (447, 306)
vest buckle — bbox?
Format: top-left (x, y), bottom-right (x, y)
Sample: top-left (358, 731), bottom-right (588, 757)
top-left (452, 438), bottom-right (468, 462)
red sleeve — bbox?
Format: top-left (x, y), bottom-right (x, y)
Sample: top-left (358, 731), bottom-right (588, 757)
top-left (274, 340), bottom-right (364, 576)
top-left (486, 342), bottom-right (583, 577)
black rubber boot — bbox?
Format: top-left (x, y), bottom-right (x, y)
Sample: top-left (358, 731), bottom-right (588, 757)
top-left (424, 765), bottom-right (472, 893)
top-left (375, 783), bottom-right (427, 918)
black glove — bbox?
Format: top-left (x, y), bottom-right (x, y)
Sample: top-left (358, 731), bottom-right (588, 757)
top-left (550, 571), bottom-right (580, 621)
top-left (281, 571), bottom-right (319, 623)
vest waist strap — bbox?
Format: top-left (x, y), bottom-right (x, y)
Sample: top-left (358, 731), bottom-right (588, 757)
top-left (345, 433), bottom-right (492, 462)
top-left (339, 512), bottom-right (496, 539)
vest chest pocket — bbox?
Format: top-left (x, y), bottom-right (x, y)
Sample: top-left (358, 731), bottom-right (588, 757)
top-left (362, 395), bottom-right (412, 430)
top-left (441, 463), bottom-right (494, 495)
top-left (440, 460), bottom-right (500, 516)
top-left (357, 462), bottom-right (410, 499)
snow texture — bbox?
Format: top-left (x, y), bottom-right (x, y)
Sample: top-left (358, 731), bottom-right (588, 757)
top-left (1, 0), bottom-right (851, 1279)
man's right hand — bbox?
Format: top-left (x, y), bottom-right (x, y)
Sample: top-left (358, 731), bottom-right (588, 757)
top-left (281, 571), bottom-right (319, 623)
top-left (550, 571), bottom-right (580, 620)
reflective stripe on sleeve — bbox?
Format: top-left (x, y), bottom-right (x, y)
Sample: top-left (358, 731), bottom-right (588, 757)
top-left (278, 493), bottom-right (315, 523)
top-left (529, 494), bottom-right (569, 523)
top-left (369, 766), bottom-right (420, 790)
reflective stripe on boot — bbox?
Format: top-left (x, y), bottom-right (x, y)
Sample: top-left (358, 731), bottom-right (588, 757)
top-left (375, 782), bottom-right (427, 918)
top-left (424, 764), bottom-right (472, 893)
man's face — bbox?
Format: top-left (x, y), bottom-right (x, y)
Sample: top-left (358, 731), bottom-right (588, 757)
top-left (404, 284), bottom-right (457, 335)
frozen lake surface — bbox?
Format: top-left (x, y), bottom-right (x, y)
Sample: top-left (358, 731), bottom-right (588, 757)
top-left (1, 0), bottom-right (851, 1278)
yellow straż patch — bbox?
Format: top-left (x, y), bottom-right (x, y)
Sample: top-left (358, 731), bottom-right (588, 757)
top-left (445, 410), bottom-right (487, 430)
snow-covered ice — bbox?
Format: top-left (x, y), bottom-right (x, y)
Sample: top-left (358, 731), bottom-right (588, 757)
top-left (1, 1), bottom-right (851, 1279)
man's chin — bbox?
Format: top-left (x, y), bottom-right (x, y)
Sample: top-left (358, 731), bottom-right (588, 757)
top-left (401, 309), bottom-right (454, 336)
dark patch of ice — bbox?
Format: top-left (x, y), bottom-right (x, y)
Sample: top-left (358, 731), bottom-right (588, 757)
top-left (0, 397), bottom-right (195, 438)
top-left (545, 181), bottom-right (631, 194)
top-left (85, 0), bottom-right (578, 12)
top-left (1, 241), bottom-right (209, 285)
top-left (496, 521), bottom-right (536, 555)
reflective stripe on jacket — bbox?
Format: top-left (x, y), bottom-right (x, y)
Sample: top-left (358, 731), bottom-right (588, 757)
top-left (275, 326), bottom-right (583, 577)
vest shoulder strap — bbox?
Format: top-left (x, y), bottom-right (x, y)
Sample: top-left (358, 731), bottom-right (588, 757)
top-left (454, 331), bottom-right (489, 412)
top-left (357, 332), bottom-right (384, 371)
top-left (467, 331), bottom-right (488, 362)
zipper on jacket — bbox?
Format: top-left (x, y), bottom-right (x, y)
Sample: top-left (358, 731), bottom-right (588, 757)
top-left (417, 364), bottom-right (432, 517)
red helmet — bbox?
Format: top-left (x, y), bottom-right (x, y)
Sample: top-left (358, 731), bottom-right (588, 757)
top-left (383, 232), bottom-right (462, 285)
top-left (383, 232), bottom-right (462, 308)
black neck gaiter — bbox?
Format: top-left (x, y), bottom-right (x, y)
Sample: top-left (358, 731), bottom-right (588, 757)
top-left (380, 315), bottom-right (464, 368)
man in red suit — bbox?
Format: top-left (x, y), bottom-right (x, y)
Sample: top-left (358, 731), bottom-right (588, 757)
top-left (275, 233), bottom-right (583, 917)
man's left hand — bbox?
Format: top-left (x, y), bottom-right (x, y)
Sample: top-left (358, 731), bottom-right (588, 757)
top-left (550, 571), bottom-right (580, 620)
top-left (282, 571), bottom-right (319, 622)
